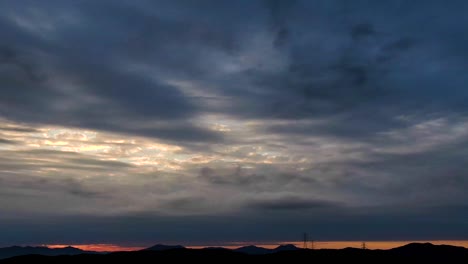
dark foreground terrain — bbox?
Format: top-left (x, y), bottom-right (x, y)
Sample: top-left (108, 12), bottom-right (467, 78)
top-left (1, 243), bottom-right (467, 263)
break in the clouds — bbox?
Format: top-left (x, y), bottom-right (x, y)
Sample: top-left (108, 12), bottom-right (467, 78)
top-left (1, 0), bottom-right (468, 246)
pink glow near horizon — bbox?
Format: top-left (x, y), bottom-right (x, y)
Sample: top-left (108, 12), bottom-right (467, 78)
top-left (45, 240), bottom-right (468, 252)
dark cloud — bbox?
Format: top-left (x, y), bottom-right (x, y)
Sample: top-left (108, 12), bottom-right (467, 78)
top-left (0, 138), bottom-right (18, 145)
top-left (346, 139), bottom-right (468, 204)
top-left (216, 1), bottom-right (468, 129)
top-left (247, 196), bottom-right (340, 211)
top-left (160, 196), bottom-right (209, 212)
top-left (1, 0), bottom-right (467, 131)
top-left (0, 172), bottom-right (106, 200)
top-left (377, 37), bottom-right (414, 62)
top-left (64, 178), bottom-right (108, 199)
top-left (0, 126), bottom-right (39, 133)
top-left (263, 0), bottom-right (297, 48)
top-left (199, 166), bottom-right (266, 186)
top-left (199, 166), bottom-right (316, 189)
top-left (351, 23), bottom-right (376, 40)
top-left (1, 204), bottom-right (467, 247)
top-left (0, 0), bottom-right (468, 245)
top-left (0, 1), bottom-right (224, 144)
top-left (0, 45), bottom-right (44, 82)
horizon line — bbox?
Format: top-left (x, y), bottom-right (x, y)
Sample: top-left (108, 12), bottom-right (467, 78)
top-left (39, 240), bottom-right (468, 252)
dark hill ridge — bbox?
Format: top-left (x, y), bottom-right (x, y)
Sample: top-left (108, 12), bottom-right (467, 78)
top-left (0, 246), bottom-right (96, 260)
top-left (392, 242), bottom-right (466, 251)
top-left (1, 243), bottom-right (467, 263)
top-left (234, 245), bottom-right (271, 255)
top-left (234, 244), bottom-right (300, 255)
top-left (389, 242), bottom-right (468, 256)
top-left (274, 244), bottom-right (300, 252)
top-left (142, 244), bottom-right (185, 251)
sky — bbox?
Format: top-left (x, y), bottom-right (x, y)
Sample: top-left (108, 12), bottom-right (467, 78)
top-left (0, 0), bottom-right (468, 248)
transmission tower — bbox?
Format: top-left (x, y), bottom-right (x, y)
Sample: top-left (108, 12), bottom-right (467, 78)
top-left (362, 242), bottom-right (367, 250)
top-left (303, 232), bottom-right (308, 249)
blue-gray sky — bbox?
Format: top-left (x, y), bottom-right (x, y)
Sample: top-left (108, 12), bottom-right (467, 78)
top-left (0, 0), bottom-right (468, 247)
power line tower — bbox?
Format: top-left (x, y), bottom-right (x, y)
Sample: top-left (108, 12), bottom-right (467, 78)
top-left (361, 242), bottom-right (367, 250)
top-left (303, 232), bottom-right (308, 249)
top-left (311, 239), bottom-right (315, 250)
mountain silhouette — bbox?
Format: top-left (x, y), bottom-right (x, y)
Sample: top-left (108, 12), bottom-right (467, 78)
top-left (392, 242), bottom-right (464, 251)
top-left (234, 244), bottom-right (300, 255)
top-left (273, 244), bottom-right (300, 252)
top-left (0, 246), bottom-right (95, 260)
top-left (142, 244), bottom-right (185, 251)
top-left (389, 242), bottom-right (468, 257)
top-left (234, 245), bottom-right (272, 255)
top-left (1, 243), bottom-right (467, 263)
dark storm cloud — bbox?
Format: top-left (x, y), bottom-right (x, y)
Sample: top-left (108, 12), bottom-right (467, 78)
top-left (199, 166), bottom-right (266, 186)
top-left (247, 196), bottom-right (339, 211)
top-left (1, 0), bottom-right (468, 244)
top-left (345, 139), bottom-right (468, 203)
top-left (1, 204), bottom-right (467, 247)
top-left (159, 196), bottom-right (209, 212)
top-left (214, 1), bottom-right (468, 134)
top-left (198, 166), bottom-right (315, 188)
top-left (0, 0), bottom-right (227, 143)
top-left (0, 171), bottom-right (106, 199)
top-left (1, 0), bottom-right (467, 134)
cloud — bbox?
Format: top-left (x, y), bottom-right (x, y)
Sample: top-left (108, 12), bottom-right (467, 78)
top-left (199, 166), bottom-right (267, 186)
top-left (263, 0), bottom-right (297, 48)
top-left (1, 0), bottom-right (467, 132)
top-left (0, 0), bottom-right (468, 244)
top-left (351, 23), bottom-right (376, 40)
top-left (0, 1), bottom-right (225, 144)
top-left (0, 138), bottom-right (18, 145)
top-left (247, 196), bottom-right (340, 211)
top-left (0, 126), bottom-right (39, 133)
top-left (1, 204), bottom-right (467, 247)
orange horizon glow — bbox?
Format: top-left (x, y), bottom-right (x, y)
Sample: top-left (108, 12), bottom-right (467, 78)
top-left (44, 240), bottom-right (468, 252)
top-left (45, 244), bottom-right (145, 252)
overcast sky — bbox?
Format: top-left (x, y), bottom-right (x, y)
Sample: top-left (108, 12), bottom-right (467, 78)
top-left (1, 0), bottom-right (468, 247)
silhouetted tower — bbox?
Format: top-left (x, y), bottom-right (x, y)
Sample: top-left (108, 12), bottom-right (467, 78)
top-left (362, 242), bottom-right (367, 250)
top-left (303, 232), bottom-right (308, 249)
top-left (311, 240), bottom-right (315, 250)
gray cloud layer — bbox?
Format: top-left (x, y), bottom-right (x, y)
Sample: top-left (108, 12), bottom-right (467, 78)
top-left (0, 0), bottom-right (468, 246)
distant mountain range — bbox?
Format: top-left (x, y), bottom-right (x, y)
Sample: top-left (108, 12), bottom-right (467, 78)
top-left (234, 244), bottom-right (300, 255)
top-left (0, 246), bottom-right (97, 260)
top-left (0, 243), bottom-right (299, 259)
top-left (142, 244), bottom-right (185, 251)
top-left (1, 243), bottom-right (467, 263)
